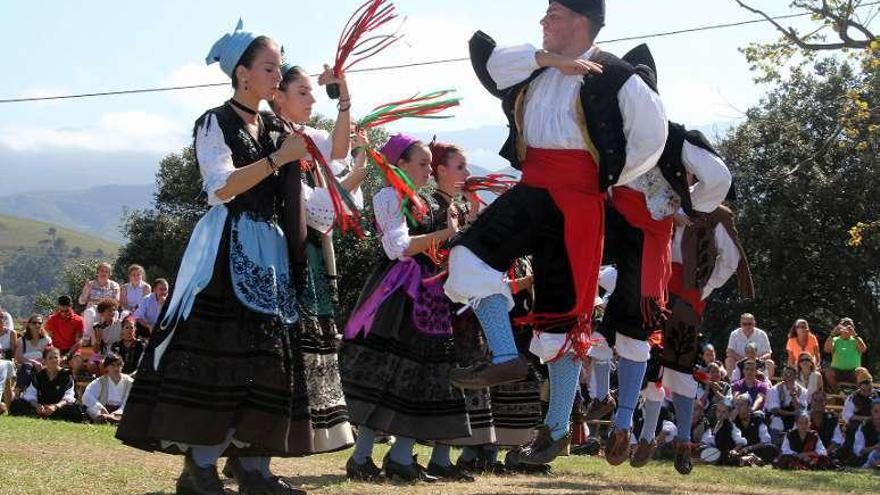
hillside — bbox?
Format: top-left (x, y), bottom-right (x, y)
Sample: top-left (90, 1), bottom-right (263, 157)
top-left (0, 213), bottom-right (118, 263)
top-left (0, 184), bottom-right (153, 243)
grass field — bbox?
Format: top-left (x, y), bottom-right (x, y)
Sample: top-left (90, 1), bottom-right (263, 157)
top-left (0, 417), bottom-right (877, 495)
top-left (0, 213), bottom-right (118, 262)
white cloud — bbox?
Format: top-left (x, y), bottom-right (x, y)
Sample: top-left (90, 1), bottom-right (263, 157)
top-left (0, 111), bottom-right (188, 153)
top-left (162, 62), bottom-right (231, 113)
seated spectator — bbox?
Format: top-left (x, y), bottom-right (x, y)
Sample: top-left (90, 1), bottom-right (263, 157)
top-left (733, 393), bottom-right (780, 464)
top-left (699, 363), bottom-right (731, 424)
top-left (796, 352), bottom-right (823, 400)
top-left (82, 353), bottom-right (133, 424)
top-left (701, 344), bottom-right (725, 374)
top-left (44, 295), bottom-right (83, 357)
top-left (774, 412), bottom-right (837, 470)
top-left (841, 370), bottom-right (878, 457)
top-left (77, 262), bottom-right (120, 336)
top-left (824, 318), bottom-right (867, 392)
top-left (0, 357), bottom-right (14, 414)
top-left (14, 314), bottom-right (52, 393)
top-left (852, 398), bottom-right (880, 469)
top-left (731, 343), bottom-right (772, 384)
top-left (82, 299), bottom-right (124, 358)
top-left (9, 347), bottom-right (83, 422)
top-left (725, 313), bottom-right (775, 378)
top-left (0, 303), bottom-right (14, 338)
top-left (119, 264), bottom-right (151, 313)
top-left (700, 397), bottom-right (761, 467)
top-left (0, 312), bottom-right (18, 361)
top-left (133, 278), bottom-right (168, 339)
top-left (809, 391), bottom-right (844, 457)
top-left (110, 318), bottom-right (145, 375)
top-left (66, 352), bottom-right (95, 402)
top-left (766, 366), bottom-right (809, 440)
top-left (732, 360), bottom-right (769, 413)
top-left (785, 319), bottom-right (821, 368)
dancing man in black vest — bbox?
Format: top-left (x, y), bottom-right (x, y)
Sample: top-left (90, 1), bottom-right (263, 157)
top-left (444, 0), bottom-right (667, 465)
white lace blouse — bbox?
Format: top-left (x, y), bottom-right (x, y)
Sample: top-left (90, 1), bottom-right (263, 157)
top-left (194, 116), bottom-right (355, 233)
top-left (372, 187), bottom-right (411, 261)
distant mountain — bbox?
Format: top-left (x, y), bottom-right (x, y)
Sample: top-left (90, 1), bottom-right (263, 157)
top-left (0, 184), bottom-right (154, 243)
top-left (0, 144), bottom-right (161, 195)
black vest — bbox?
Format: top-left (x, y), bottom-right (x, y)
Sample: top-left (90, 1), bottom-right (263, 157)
top-left (714, 420), bottom-right (737, 452)
top-left (860, 422), bottom-right (879, 449)
top-left (735, 414), bottom-right (764, 446)
top-left (469, 31), bottom-right (637, 190)
top-left (33, 368), bottom-right (74, 405)
top-left (853, 393), bottom-right (876, 418)
top-left (194, 104), bottom-right (285, 221)
top-left (786, 430), bottom-right (819, 454)
top-left (657, 122), bottom-right (722, 216)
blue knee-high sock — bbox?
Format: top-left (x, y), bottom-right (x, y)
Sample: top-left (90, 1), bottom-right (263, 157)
top-left (545, 357), bottom-right (583, 441)
top-left (592, 360), bottom-right (611, 400)
top-left (388, 436), bottom-right (416, 466)
top-left (430, 444), bottom-right (452, 467)
top-left (614, 358), bottom-right (647, 431)
top-left (190, 429), bottom-right (235, 468)
top-left (352, 425), bottom-right (377, 464)
top-left (473, 294), bottom-right (518, 364)
top-left (459, 446), bottom-right (479, 463)
top-left (671, 393), bottom-right (694, 443)
top-left (639, 399), bottom-right (662, 442)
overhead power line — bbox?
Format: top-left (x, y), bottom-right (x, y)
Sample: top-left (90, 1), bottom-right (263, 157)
top-left (2, 3), bottom-right (878, 105)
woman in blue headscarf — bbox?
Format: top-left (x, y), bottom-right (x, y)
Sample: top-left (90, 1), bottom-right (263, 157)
top-left (117, 21), bottom-right (346, 495)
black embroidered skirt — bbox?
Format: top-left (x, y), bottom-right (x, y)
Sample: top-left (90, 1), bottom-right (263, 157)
top-left (339, 257), bottom-right (469, 441)
top-left (117, 223), bottom-right (344, 457)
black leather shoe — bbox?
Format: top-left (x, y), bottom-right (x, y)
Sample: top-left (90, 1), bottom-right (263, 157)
top-left (517, 425), bottom-right (570, 466)
top-left (177, 456), bottom-right (227, 495)
top-left (382, 455), bottom-right (438, 482)
top-left (673, 440), bottom-right (693, 475)
top-left (221, 457), bottom-right (276, 495)
top-left (263, 476), bottom-right (306, 495)
top-left (449, 356), bottom-right (529, 389)
top-left (426, 462), bottom-right (475, 482)
top-left (345, 456), bottom-right (383, 482)
top-left (503, 449), bottom-right (552, 475)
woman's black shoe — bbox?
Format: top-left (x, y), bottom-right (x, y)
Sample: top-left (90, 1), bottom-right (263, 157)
top-left (383, 456), bottom-right (438, 483)
top-left (345, 456), bottom-right (383, 481)
top-left (176, 456), bottom-right (227, 495)
top-left (221, 457), bottom-right (278, 495)
top-left (263, 476), bottom-right (306, 495)
top-left (426, 462), bottom-right (476, 482)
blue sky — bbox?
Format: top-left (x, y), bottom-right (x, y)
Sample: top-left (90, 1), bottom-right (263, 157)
top-left (0, 0), bottom-right (871, 173)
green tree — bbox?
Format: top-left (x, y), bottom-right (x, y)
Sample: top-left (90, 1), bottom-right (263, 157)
top-left (703, 59), bottom-right (879, 373)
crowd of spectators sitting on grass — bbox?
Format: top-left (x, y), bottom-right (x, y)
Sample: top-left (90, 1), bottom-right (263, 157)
top-left (0, 265), bottom-right (877, 473)
top-left (574, 312), bottom-right (878, 471)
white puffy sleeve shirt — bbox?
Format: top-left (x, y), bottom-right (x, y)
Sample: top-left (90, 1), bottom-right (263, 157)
top-left (195, 114), bottom-right (236, 206)
top-left (683, 142), bottom-right (732, 213)
top-left (485, 44), bottom-right (667, 186)
top-left (372, 187), bottom-right (411, 261)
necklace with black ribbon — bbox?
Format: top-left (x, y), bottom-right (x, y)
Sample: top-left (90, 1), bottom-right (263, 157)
top-left (229, 98), bottom-right (258, 116)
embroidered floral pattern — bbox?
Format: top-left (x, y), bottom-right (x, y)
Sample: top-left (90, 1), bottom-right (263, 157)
top-left (229, 221), bottom-right (299, 323)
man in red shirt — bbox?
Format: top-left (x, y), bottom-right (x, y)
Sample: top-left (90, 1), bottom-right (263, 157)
top-left (45, 295), bottom-right (83, 357)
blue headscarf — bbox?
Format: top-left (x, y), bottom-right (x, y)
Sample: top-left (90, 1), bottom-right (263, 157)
top-left (206, 19), bottom-right (260, 78)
